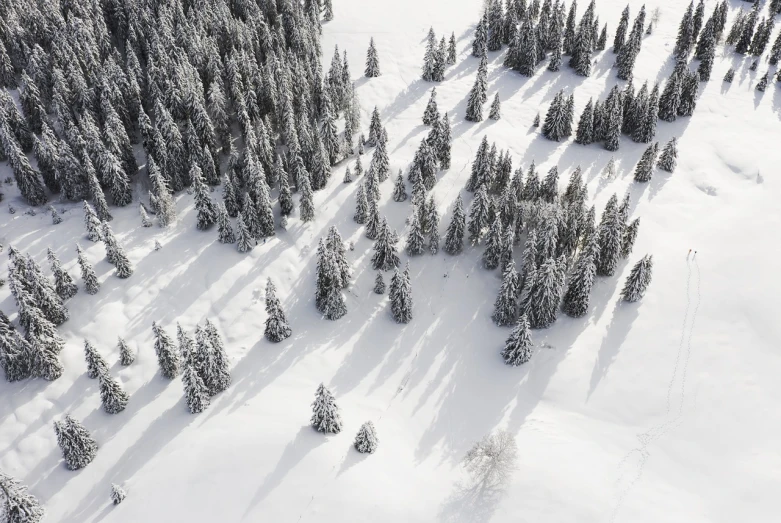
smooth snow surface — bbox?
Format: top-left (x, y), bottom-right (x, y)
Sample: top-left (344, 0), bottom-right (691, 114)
top-left (2, 1), bottom-right (781, 522)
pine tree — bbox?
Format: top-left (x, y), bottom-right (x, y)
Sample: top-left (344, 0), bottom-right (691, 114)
top-left (423, 88), bottom-right (440, 125)
top-left (111, 484), bottom-right (127, 505)
top-left (633, 142), bottom-right (659, 183)
top-left (562, 238), bottom-right (598, 317)
top-left (501, 314), bottom-right (533, 366)
top-left (117, 337), bottom-right (134, 366)
top-left (596, 196), bottom-right (623, 277)
top-left (311, 383), bottom-right (343, 433)
top-left (372, 219), bottom-right (401, 270)
top-left (493, 260), bottom-right (520, 326)
top-left (604, 90), bottom-right (623, 152)
top-left (47, 249), bottom-right (77, 300)
top-left (152, 322), bottom-right (179, 379)
top-left (448, 32), bottom-right (458, 64)
top-left (444, 195), bottom-right (466, 254)
top-left (354, 421), bottom-right (379, 453)
top-left (278, 167), bottom-right (294, 217)
top-left (548, 33), bottom-right (563, 72)
top-left (422, 28), bottom-right (438, 81)
top-left (614, 5), bottom-right (631, 53)
top-left (83, 202), bottom-right (103, 242)
top-left (736, 5), bottom-right (758, 55)
top-left (299, 170), bottom-right (316, 222)
top-left (374, 271), bottom-right (386, 294)
top-left (542, 91), bottom-right (569, 142)
top-left (101, 223), bottom-right (133, 278)
top-left (0, 473), bottom-right (45, 522)
top-left (525, 257), bottom-right (561, 329)
top-left (473, 13), bottom-right (489, 57)
top-left (465, 54), bottom-right (488, 122)
top-left (429, 198), bottom-right (441, 254)
top-left (216, 202), bottom-right (236, 244)
top-left (622, 217), bottom-right (641, 258)
top-left (98, 366), bottom-right (129, 414)
top-left (343, 166), bottom-right (353, 183)
top-left (197, 324), bottom-right (231, 396)
top-left (365, 38), bottom-right (381, 77)
top-left (392, 171), bottom-right (408, 202)
top-left (575, 98), bottom-right (595, 145)
top-left (677, 71), bottom-right (699, 116)
top-left (390, 264), bottom-right (413, 323)
top-left (468, 186), bottom-right (491, 244)
top-left (0, 121), bottom-right (46, 206)
top-left (182, 360), bottom-right (211, 414)
top-left (674, 2), bottom-right (696, 59)
top-left (354, 184), bottom-right (369, 224)
top-left (53, 415), bottom-right (98, 470)
top-left (657, 138), bottom-right (678, 172)
top-left (192, 165), bottom-right (217, 230)
top-left (75, 245), bottom-right (100, 295)
top-left (483, 217), bottom-right (504, 269)
top-left (327, 226), bottom-right (352, 288)
top-left (83, 340), bottom-right (108, 379)
top-left (406, 211), bottom-right (426, 255)
top-left (621, 255), bottom-right (653, 302)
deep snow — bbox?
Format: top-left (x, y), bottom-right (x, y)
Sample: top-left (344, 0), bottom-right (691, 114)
top-left (2, 0), bottom-right (781, 522)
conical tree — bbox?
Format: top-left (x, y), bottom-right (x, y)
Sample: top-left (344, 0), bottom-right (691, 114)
top-left (492, 260), bottom-right (520, 326)
top-left (488, 93), bottom-right (501, 120)
top-left (98, 366), bottom-right (129, 414)
top-left (392, 171), bottom-right (408, 202)
top-left (365, 38), bottom-right (381, 77)
top-left (118, 337), bottom-right (134, 366)
top-left (390, 264), bottom-right (413, 324)
top-left (101, 223), bottom-right (133, 278)
top-left (465, 55), bottom-right (488, 122)
top-left (374, 271), bottom-right (386, 294)
top-left (354, 421), bottom-right (379, 453)
top-left (265, 278), bottom-right (292, 342)
top-left (84, 340), bottom-right (108, 379)
top-left (152, 322), bottom-right (179, 379)
top-left (423, 88), bottom-right (440, 125)
top-left (526, 257), bottom-right (561, 329)
top-left (482, 217), bottom-right (504, 269)
top-left (235, 212), bottom-right (254, 253)
top-left (633, 142), bottom-right (659, 183)
top-left (562, 239), bottom-right (598, 318)
top-left (444, 195), bottom-right (466, 254)
top-left (182, 360), bottom-right (211, 414)
top-left (657, 138), bottom-right (678, 172)
top-left (76, 245), bottom-right (100, 295)
top-left (53, 415), bottom-right (98, 470)
top-left (575, 98), bottom-right (595, 145)
top-left (621, 255), bottom-right (653, 302)
top-left (311, 383), bottom-right (343, 434)
top-left (216, 202), bottom-right (236, 244)
top-left (501, 314), bottom-right (533, 366)
top-left (47, 249), bottom-right (77, 300)
top-left (83, 202), bottom-right (103, 242)
top-left (372, 218), bottom-right (401, 270)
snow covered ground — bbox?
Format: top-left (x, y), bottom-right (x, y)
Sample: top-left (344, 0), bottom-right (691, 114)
top-left (2, 0), bottom-right (781, 521)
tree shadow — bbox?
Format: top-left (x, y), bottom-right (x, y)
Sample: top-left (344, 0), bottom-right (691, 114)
top-left (336, 444), bottom-right (369, 477)
top-left (437, 479), bottom-right (507, 523)
top-left (587, 299), bottom-right (641, 399)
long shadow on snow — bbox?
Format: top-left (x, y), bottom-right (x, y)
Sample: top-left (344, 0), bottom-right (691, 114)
top-left (588, 299), bottom-right (642, 399)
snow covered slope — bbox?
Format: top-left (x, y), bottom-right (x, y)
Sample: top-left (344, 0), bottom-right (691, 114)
top-left (2, 0), bottom-right (781, 522)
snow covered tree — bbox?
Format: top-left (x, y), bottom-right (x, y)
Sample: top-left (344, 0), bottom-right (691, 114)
top-left (118, 337), bottom-right (134, 366)
top-left (374, 271), bottom-right (386, 294)
top-left (47, 249), bottom-right (77, 300)
top-left (316, 240), bottom-right (348, 320)
top-left (278, 167), bottom-right (294, 217)
top-left (111, 484), bottom-right (126, 505)
top-left (216, 202), bottom-right (236, 244)
top-left (405, 211), bottom-right (426, 256)
top-left (596, 196), bottom-right (623, 277)
top-left (83, 202), bottom-right (103, 242)
top-left (365, 38), bottom-right (381, 77)
top-left (723, 68), bottom-right (735, 83)
top-left (84, 340), bottom-right (108, 379)
top-left (473, 13), bottom-right (489, 56)
top-left (343, 166), bottom-right (353, 184)
top-left (235, 213), bottom-right (254, 253)
top-left (265, 278), bottom-right (292, 343)
top-left (422, 28), bottom-right (438, 81)
top-left (152, 322), bottom-right (179, 379)
top-left (463, 430), bottom-right (518, 486)
top-left (674, 2), bottom-right (696, 59)
top-left (465, 55), bottom-right (488, 122)
top-left (657, 138), bottom-right (678, 172)
top-left (468, 186), bottom-right (491, 244)
top-left (562, 238), bottom-right (598, 317)
top-left (372, 218), bottom-right (401, 270)
top-left (0, 313), bottom-right (32, 383)
top-left (98, 366), bottom-right (129, 414)
top-left (622, 217), bottom-right (641, 258)
top-left (390, 264), bottom-right (413, 324)
top-left (0, 473), bottom-right (45, 522)
top-left (428, 199), bottom-right (441, 254)
top-left (621, 255), bottom-right (653, 302)
top-left (445, 195), bottom-right (466, 255)
top-left (192, 165), bottom-right (217, 230)
top-left (354, 184), bottom-right (369, 224)
top-left (525, 257), bottom-right (561, 329)
top-left (392, 171), bottom-right (408, 202)
top-left (448, 32), bottom-right (458, 64)
top-left (493, 260), bottom-right (520, 326)
top-left (633, 142), bottom-right (659, 183)
top-left (542, 91), bottom-right (571, 142)
top-left (489, 93), bottom-right (501, 120)
top-left (501, 314), bottom-right (533, 366)
top-left (182, 360), bottom-right (210, 414)
top-left (677, 71), bottom-right (699, 116)
top-left (483, 217), bottom-right (504, 269)
top-left (53, 415), bottom-right (98, 470)
top-left (299, 170), bottom-right (316, 222)
top-left (614, 5), bottom-right (631, 53)
top-left (76, 245), bottom-right (100, 295)
top-left (101, 223), bottom-right (133, 278)
top-left (311, 383), bottom-right (343, 434)
top-left (423, 88), bottom-right (440, 125)
top-left (0, 121), bottom-right (46, 206)
top-left (575, 99), bottom-right (595, 145)
top-left (354, 421), bottom-right (379, 453)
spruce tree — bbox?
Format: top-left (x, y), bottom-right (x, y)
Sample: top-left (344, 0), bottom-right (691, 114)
top-left (76, 245), bottom-right (100, 295)
top-left (0, 312), bottom-right (33, 383)
top-left (84, 339), bottom-right (108, 379)
top-left (723, 68), bottom-right (735, 83)
top-left (101, 223), bottom-right (133, 278)
top-left (118, 337), bottom-right (134, 366)
top-left (501, 314), bottom-right (533, 366)
top-left (525, 257), bottom-right (561, 329)
top-left (633, 142), bottom-right (659, 183)
top-left (365, 38), bottom-right (381, 78)
top-left (372, 218), bottom-right (401, 270)
top-left (677, 71), bottom-right (699, 116)
top-left (393, 171), bottom-right (408, 202)
top-left (152, 322), bottom-right (179, 379)
top-left (422, 28), bottom-right (438, 81)
top-left (390, 264), bottom-right (413, 324)
top-left (0, 473), bottom-right (45, 522)
top-left (216, 202), bottom-right (236, 244)
top-left (575, 99), bottom-right (595, 145)
top-left (83, 202), bottom-right (103, 242)
top-left (465, 55), bottom-right (488, 122)
top-left (614, 5), bottom-right (631, 53)
top-left (182, 360), bottom-right (211, 414)
top-left (542, 91), bottom-right (569, 142)
top-left (354, 421), bottom-right (379, 453)
top-left (47, 249), bottom-right (77, 300)
top-left (449, 33), bottom-right (458, 64)
top-left (343, 166), bottom-right (353, 183)
top-left (621, 255), bottom-right (653, 302)
top-left (596, 196), bottom-right (623, 277)
top-left (493, 260), bottom-right (520, 326)
top-left (98, 366), bottom-right (129, 414)
top-left (299, 170), bottom-right (316, 222)
top-left (193, 165), bottom-right (217, 230)
top-left (278, 167), bottom-right (294, 217)
top-left (674, 2), bottom-right (696, 60)
top-left (374, 271), bottom-right (386, 294)
top-left (354, 184), bottom-right (369, 224)
top-left (444, 195), bottom-right (466, 254)
top-left (54, 415), bottom-right (98, 470)
top-left (423, 88), bottom-right (440, 125)
top-left (489, 93), bottom-right (501, 120)
top-left (405, 211), bottom-right (426, 256)
top-left (483, 217), bottom-right (504, 269)
top-left (657, 138), bottom-right (678, 172)
top-left (311, 383), bottom-right (343, 434)
top-left (468, 186), bottom-right (491, 244)
top-left (562, 238), bottom-right (597, 317)
top-left (756, 72), bottom-right (768, 92)
top-left (622, 217), bottom-right (641, 258)
top-left (235, 213), bottom-right (254, 253)
top-left (473, 13), bottom-right (489, 57)
top-left (428, 198), bottom-right (441, 254)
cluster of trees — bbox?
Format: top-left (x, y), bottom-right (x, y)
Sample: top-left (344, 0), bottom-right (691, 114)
top-left (84, 339), bottom-right (129, 414)
top-left (310, 383), bottom-right (379, 453)
top-left (315, 226), bottom-right (350, 321)
top-left (150, 320), bottom-right (230, 414)
top-left (421, 28), bottom-right (457, 82)
top-left (54, 415), bottom-right (98, 470)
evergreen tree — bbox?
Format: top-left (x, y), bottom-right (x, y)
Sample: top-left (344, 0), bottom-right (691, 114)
top-left (47, 249), bottom-right (77, 300)
top-left (548, 31), bottom-right (563, 72)
top-left (423, 88), bottom-right (440, 125)
top-left (235, 212), bottom-right (254, 253)
top-left (0, 312), bottom-right (33, 383)
top-left (542, 91), bottom-right (570, 142)
top-left (406, 211), bottom-right (426, 256)
top-left (657, 138), bottom-right (678, 173)
top-left (633, 142), bottom-right (659, 183)
top-left (311, 383), bottom-right (343, 434)
top-left (192, 165), bottom-right (217, 230)
top-left (596, 195), bottom-right (623, 277)
top-left (354, 184), bottom-right (369, 224)
top-left (562, 238), bottom-right (598, 317)
top-left (575, 98), bottom-right (595, 145)
top-left (390, 264), bottom-right (413, 324)
top-left (299, 170), bottom-right (316, 222)
top-left (343, 166), bottom-right (353, 183)
top-left (374, 272), bottom-right (386, 294)
top-left (756, 72), bottom-right (768, 92)
top-left (139, 205), bottom-right (153, 227)
top-left (197, 324), bottom-right (231, 396)
top-left (84, 339), bottom-right (108, 379)
top-left (448, 33), bottom-right (458, 64)
top-left (372, 219), bottom-right (401, 270)
top-left (182, 360), bottom-right (211, 414)
top-left (501, 314), bottom-right (533, 366)
top-left (327, 226), bottom-right (352, 288)
top-left (98, 366), bottom-right (129, 414)
top-left (622, 218), bottom-right (641, 258)
top-left (674, 2), bottom-right (695, 59)
top-left (525, 257), bottom-right (561, 329)
top-left (152, 322), bottom-right (179, 379)
top-left (0, 473), bottom-right (45, 522)
top-left (354, 421), bottom-right (379, 453)
top-left (677, 71), bottom-right (699, 116)
top-left (365, 38), bottom-right (381, 77)
top-left (723, 68), bottom-right (735, 83)
top-left (278, 167), bottom-right (294, 217)
top-left (422, 28), bottom-right (438, 81)
top-left (465, 55), bottom-right (488, 122)
top-left (483, 217), bottom-right (504, 269)
top-left (736, 5), bottom-right (759, 55)
top-left (468, 186), bottom-right (491, 244)
top-left (489, 93), bottom-right (502, 120)
top-left (53, 415), bottom-right (98, 470)
top-left (533, 113), bottom-right (540, 127)
top-left (101, 223), bottom-right (133, 278)
top-left (428, 198), bottom-right (441, 254)
top-left (621, 255), bottom-right (653, 302)
top-left (76, 245), bottom-right (100, 295)
top-left (493, 260), bottom-right (520, 326)
top-left (216, 202), bottom-right (236, 244)
top-left (604, 89), bottom-right (623, 152)
top-left (473, 13), bottom-right (489, 57)
top-left (393, 171), bottom-right (408, 202)
top-left (118, 337), bottom-right (134, 366)
top-left (444, 195), bottom-right (466, 254)
top-left (111, 484), bottom-right (127, 505)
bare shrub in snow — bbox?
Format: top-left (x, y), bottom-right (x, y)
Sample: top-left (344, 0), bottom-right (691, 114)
top-left (462, 430), bottom-right (517, 486)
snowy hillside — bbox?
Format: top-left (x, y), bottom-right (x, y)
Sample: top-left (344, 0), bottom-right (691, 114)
top-left (1, 0), bottom-right (781, 522)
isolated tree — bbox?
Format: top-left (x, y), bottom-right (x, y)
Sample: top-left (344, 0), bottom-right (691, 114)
top-left (542, 91), bottom-right (571, 142)
top-left (264, 278), bottom-right (292, 343)
top-left (311, 383), bottom-right (343, 433)
top-left (422, 28), bottom-right (438, 81)
top-left (98, 366), bottom-right (129, 414)
top-left (463, 430), bottom-right (518, 486)
top-left (152, 322), bottom-right (179, 379)
top-left (374, 272), bottom-right (386, 294)
top-left (365, 38), bottom-right (381, 77)
top-left (488, 94), bottom-right (501, 120)
top-left (354, 421), bottom-right (379, 453)
top-left (111, 484), bottom-right (127, 505)
top-left (84, 340), bottom-right (108, 379)
top-left (390, 264), bottom-right (413, 323)
top-left (633, 142), bottom-right (660, 183)
top-left (622, 255), bottom-right (653, 302)
top-left (657, 138), bottom-right (678, 172)
top-left (53, 415), bottom-right (98, 470)
top-left (0, 473), bottom-right (45, 522)
top-left (448, 32), bottom-right (458, 64)
top-left (423, 88), bottom-right (440, 125)
top-left (465, 55), bottom-right (488, 122)
top-left (76, 245), bottom-right (100, 295)
top-left (493, 260), bottom-right (520, 326)
top-left (501, 315), bottom-right (533, 366)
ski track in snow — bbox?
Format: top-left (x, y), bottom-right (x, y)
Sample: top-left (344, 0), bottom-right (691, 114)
top-left (609, 258), bottom-right (701, 522)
